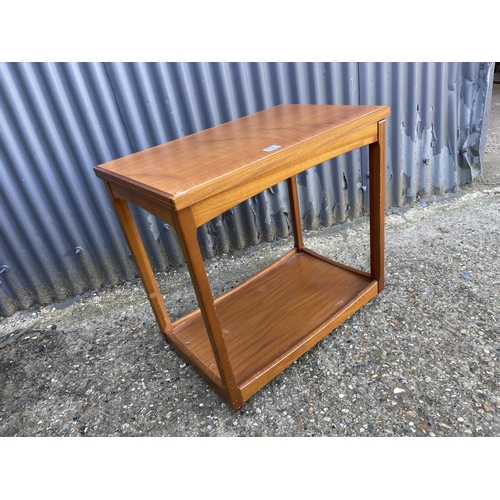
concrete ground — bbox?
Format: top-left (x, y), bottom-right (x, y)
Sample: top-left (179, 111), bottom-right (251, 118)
top-left (1, 84), bottom-right (499, 437)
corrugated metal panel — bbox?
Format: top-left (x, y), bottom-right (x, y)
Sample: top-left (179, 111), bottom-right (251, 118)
top-left (359, 62), bottom-right (493, 205)
top-left (0, 62), bottom-right (494, 316)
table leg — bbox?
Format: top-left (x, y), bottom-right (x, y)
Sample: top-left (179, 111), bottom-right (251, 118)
top-left (104, 182), bottom-right (173, 339)
top-left (287, 175), bottom-right (304, 251)
top-left (173, 206), bottom-right (244, 410)
top-left (369, 119), bottom-right (386, 292)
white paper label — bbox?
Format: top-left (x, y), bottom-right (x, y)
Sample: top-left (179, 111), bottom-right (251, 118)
top-left (263, 145), bottom-right (281, 152)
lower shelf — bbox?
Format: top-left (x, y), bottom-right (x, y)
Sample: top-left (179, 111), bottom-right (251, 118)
top-left (167, 249), bottom-right (378, 402)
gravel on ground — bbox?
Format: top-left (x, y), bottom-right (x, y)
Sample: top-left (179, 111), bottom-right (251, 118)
top-left (1, 183), bottom-right (499, 437)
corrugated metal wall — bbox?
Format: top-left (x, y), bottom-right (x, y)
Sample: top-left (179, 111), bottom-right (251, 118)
top-left (0, 62), bottom-right (494, 316)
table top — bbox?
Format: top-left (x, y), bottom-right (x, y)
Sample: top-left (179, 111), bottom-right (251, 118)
top-left (95, 104), bottom-right (390, 209)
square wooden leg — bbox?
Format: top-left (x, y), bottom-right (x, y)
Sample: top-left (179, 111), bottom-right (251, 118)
top-left (104, 182), bottom-right (173, 339)
top-left (172, 207), bottom-right (244, 410)
top-left (369, 119), bottom-right (386, 292)
top-left (287, 175), bottom-right (304, 251)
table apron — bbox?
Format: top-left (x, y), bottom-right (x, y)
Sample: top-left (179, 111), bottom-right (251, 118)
top-left (108, 183), bottom-right (177, 228)
top-left (191, 123), bottom-right (378, 227)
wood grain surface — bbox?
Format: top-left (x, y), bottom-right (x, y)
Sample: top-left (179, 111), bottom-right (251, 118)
top-left (95, 104), bottom-right (390, 211)
top-left (170, 252), bottom-right (375, 395)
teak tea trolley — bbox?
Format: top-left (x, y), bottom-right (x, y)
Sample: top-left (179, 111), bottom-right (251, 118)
top-left (94, 104), bottom-right (390, 410)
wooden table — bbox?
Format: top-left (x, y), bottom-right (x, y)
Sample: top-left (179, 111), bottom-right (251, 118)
top-left (94, 104), bottom-right (390, 410)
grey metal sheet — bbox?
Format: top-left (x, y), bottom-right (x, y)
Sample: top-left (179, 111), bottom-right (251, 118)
top-left (0, 62), bottom-right (493, 316)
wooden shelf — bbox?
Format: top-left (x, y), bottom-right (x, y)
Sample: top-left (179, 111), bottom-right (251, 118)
top-left (94, 103), bottom-right (390, 410)
top-left (169, 249), bottom-right (378, 401)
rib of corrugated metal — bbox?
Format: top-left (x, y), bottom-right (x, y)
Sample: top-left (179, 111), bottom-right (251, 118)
top-left (0, 62), bottom-right (493, 316)
top-left (358, 62), bottom-right (493, 204)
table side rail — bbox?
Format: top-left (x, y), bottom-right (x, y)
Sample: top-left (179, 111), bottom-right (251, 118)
top-left (175, 114), bottom-right (386, 210)
top-left (191, 123), bottom-right (378, 227)
top-left (300, 247), bottom-right (372, 279)
top-left (108, 182), bottom-right (177, 228)
top-left (165, 331), bottom-right (224, 393)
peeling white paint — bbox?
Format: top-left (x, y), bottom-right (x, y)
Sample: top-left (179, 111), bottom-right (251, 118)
top-left (147, 214), bottom-right (160, 241)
